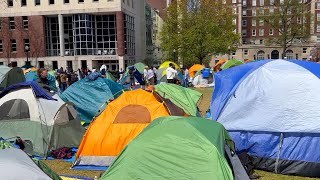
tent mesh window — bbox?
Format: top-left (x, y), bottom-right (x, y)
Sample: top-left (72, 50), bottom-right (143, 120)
top-left (0, 99), bottom-right (30, 120)
top-left (113, 105), bottom-right (151, 123)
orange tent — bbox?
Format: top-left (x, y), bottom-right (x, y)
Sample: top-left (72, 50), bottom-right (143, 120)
top-left (73, 89), bottom-right (170, 167)
top-left (188, 64), bottom-right (204, 78)
top-left (214, 60), bottom-right (227, 72)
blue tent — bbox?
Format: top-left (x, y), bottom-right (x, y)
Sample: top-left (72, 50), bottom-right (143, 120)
top-left (210, 59), bottom-right (320, 177)
top-left (25, 71), bottom-right (56, 88)
top-left (120, 66), bottom-right (145, 85)
top-left (59, 77), bottom-right (123, 123)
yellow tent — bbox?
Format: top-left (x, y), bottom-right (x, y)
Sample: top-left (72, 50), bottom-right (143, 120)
top-left (159, 61), bottom-right (180, 76)
top-left (73, 89), bottom-right (170, 167)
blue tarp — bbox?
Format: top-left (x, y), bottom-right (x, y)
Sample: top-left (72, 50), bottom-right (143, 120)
top-left (0, 81), bottom-right (56, 100)
top-left (59, 77), bottom-right (123, 123)
top-left (25, 71), bottom-right (56, 88)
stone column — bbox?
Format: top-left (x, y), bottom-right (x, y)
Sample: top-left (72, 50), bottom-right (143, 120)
top-left (58, 14), bottom-right (65, 57)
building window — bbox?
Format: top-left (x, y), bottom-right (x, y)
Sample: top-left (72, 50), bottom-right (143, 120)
top-left (233, 7), bottom-right (237, 14)
top-left (78, 0), bottom-right (84, 3)
top-left (286, 50), bottom-right (294, 59)
top-left (127, 0), bottom-right (130, 6)
top-left (243, 0), bottom-right (247, 5)
top-left (242, 20), bottom-right (247, 26)
top-left (259, 8), bottom-right (264, 15)
top-left (252, 19), bottom-right (256, 26)
top-left (49, 0), bottom-right (54, 5)
top-left (52, 61), bottom-right (58, 69)
top-left (269, 28), bottom-right (273, 35)
top-left (317, 24), bottom-right (320, 32)
top-left (11, 39), bottom-right (16, 52)
top-left (93, 0), bottom-right (99, 1)
top-left (269, 7), bottom-right (274, 14)
top-left (297, 17), bottom-right (301, 24)
top-left (303, 48), bottom-right (307, 53)
top-left (259, 0), bottom-right (264, 6)
top-left (7, 0), bottom-right (13, 7)
top-left (64, 0), bottom-right (70, 3)
top-left (252, 0), bottom-right (256, 6)
top-left (242, 30), bottom-right (247, 36)
top-left (244, 49), bottom-right (248, 55)
top-left (259, 19), bottom-right (264, 26)
top-left (124, 14), bottom-right (135, 55)
top-left (21, 0), bottom-right (27, 6)
top-left (232, 0), bottom-right (237, 3)
top-left (232, 19), bottom-right (236, 25)
top-left (242, 39), bottom-right (247, 44)
top-left (0, 40), bottom-right (3, 53)
top-left (317, 2), bottom-right (320, 9)
top-left (317, 36), bottom-right (320, 42)
top-left (35, 0), bottom-right (40, 5)
top-left (317, 14), bottom-right (320, 21)
top-left (259, 29), bottom-right (264, 36)
top-left (257, 50), bottom-right (265, 60)
top-left (270, 0), bottom-right (274, 5)
top-left (259, 39), bottom-right (263, 44)
top-left (252, 9), bottom-right (256, 16)
top-left (243, 10), bottom-right (247, 16)
top-left (252, 29), bottom-right (256, 36)
top-left (24, 39), bottom-right (30, 49)
top-left (9, 17), bottom-right (15, 30)
top-left (22, 16), bottom-right (28, 29)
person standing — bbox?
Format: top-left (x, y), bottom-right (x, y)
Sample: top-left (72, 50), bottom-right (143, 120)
top-left (147, 67), bottom-right (155, 85)
top-left (60, 72), bottom-right (68, 92)
top-left (166, 63), bottom-right (177, 84)
top-left (184, 67), bottom-right (189, 86)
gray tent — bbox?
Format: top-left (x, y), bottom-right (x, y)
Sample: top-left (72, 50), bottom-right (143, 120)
top-left (0, 85), bottom-right (85, 157)
top-left (0, 148), bottom-right (52, 180)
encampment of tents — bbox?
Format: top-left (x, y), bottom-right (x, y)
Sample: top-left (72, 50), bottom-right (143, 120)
top-left (0, 81), bottom-right (85, 157)
top-left (73, 89), bottom-right (170, 167)
top-left (0, 148), bottom-right (61, 180)
top-left (59, 76), bottom-right (123, 123)
top-left (0, 66), bottom-right (25, 90)
top-left (100, 116), bottom-right (249, 180)
top-left (210, 59), bottom-right (320, 177)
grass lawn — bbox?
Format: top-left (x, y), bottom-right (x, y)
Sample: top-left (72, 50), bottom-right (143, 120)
top-left (43, 87), bottom-right (319, 179)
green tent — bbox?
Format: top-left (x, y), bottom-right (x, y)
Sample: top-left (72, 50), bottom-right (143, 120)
top-left (221, 60), bottom-right (243, 70)
top-left (101, 116), bottom-right (249, 180)
top-left (0, 66), bottom-right (25, 90)
top-left (155, 83), bottom-right (202, 116)
top-left (105, 71), bottom-right (116, 81)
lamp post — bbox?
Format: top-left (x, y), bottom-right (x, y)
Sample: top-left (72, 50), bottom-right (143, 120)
top-left (173, 49), bottom-right (176, 62)
top-left (25, 45), bottom-right (30, 64)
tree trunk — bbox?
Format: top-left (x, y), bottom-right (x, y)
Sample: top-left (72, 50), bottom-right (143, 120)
top-left (282, 44), bottom-right (287, 59)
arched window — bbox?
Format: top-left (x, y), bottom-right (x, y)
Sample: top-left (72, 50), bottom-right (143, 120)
top-left (257, 50), bottom-right (265, 60)
top-left (286, 50), bottom-right (294, 59)
top-left (0, 99), bottom-right (30, 120)
top-left (271, 50), bottom-right (279, 59)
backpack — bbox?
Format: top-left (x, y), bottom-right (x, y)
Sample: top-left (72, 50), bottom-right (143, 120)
top-left (50, 147), bottom-right (73, 159)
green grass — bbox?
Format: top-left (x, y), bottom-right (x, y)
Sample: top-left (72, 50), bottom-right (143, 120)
top-left (43, 87), bottom-right (319, 179)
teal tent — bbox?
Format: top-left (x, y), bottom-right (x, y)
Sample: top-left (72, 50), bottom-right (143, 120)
top-left (0, 66), bottom-right (25, 90)
top-left (101, 116), bottom-right (249, 180)
top-left (154, 83), bottom-right (202, 116)
top-left (59, 77), bottom-right (123, 123)
top-left (25, 71), bottom-right (56, 88)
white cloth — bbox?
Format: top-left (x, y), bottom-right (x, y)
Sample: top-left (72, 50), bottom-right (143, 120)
top-left (166, 67), bottom-right (177, 80)
top-left (147, 69), bottom-right (154, 80)
top-left (100, 65), bottom-right (107, 71)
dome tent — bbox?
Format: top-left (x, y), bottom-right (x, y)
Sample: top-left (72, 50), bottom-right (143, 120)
top-left (0, 66), bottom-right (25, 90)
top-left (210, 60), bottom-right (320, 177)
top-left (0, 81), bottom-right (85, 157)
top-left (59, 76), bottom-right (123, 123)
top-left (100, 116), bottom-right (249, 180)
top-left (73, 89), bottom-right (170, 167)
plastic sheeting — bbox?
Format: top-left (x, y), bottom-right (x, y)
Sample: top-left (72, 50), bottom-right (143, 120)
top-left (59, 77), bottom-right (123, 123)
